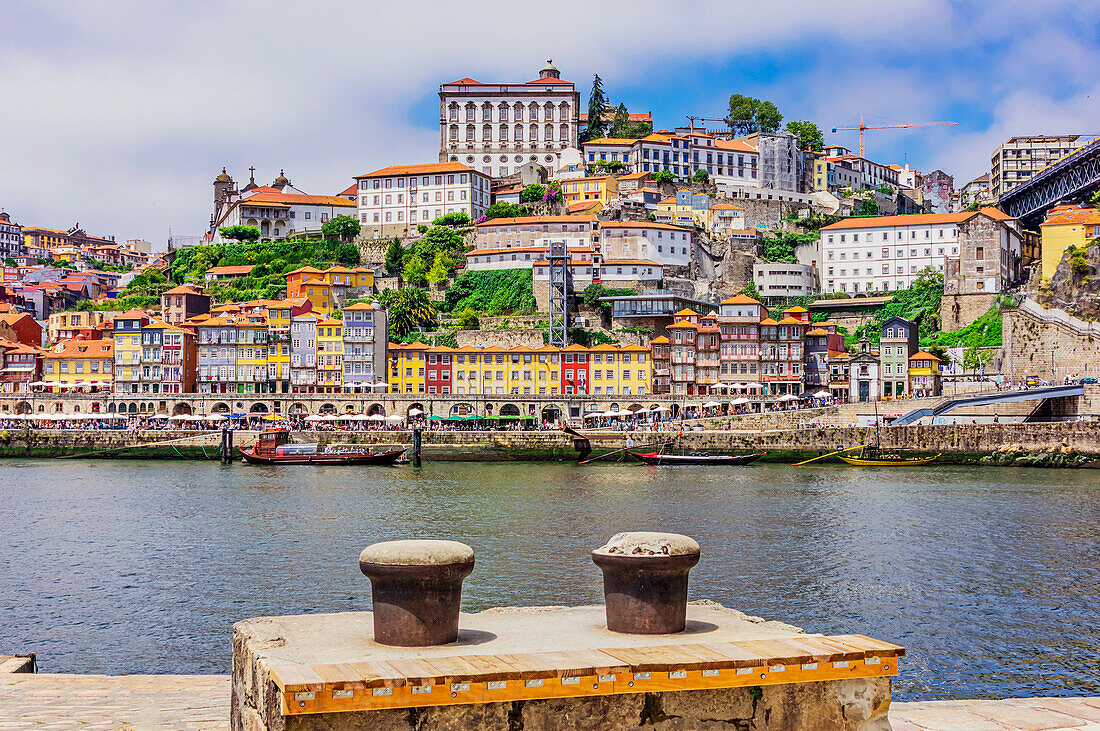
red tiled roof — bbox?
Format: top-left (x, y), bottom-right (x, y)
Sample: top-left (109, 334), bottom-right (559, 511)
top-left (242, 192), bottom-right (354, 207)
top-left (445, 78), bottom-right (483, 85)
top-left (821, 207), bottom-right (1014, 230)
top-left (355, 162), bottom-right (479, 179)
top-left (476, 215), bottom-right (596, 227)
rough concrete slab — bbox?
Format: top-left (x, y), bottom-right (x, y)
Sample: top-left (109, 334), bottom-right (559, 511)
top-left (968, 703), bottom-right (1086, 729)
top-left (232, 600), bottom-right (807, 667)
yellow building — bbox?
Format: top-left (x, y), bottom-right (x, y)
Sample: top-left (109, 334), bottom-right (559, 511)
top-left (234, 314), bottom-right (271, 394)
top-left (655, 195), bottom-right (694, 228)
top-left (316, 317), bottom-right (343, 392)
top-left (389, 341), bottom-right (429, 394)
top-left (532, 345), bottom-right (561, 396)
top-left (42, 339), bottom-right (114, 390)
top-left (589, 344), bottom-right (651, 397)
top-left (562, 176), bottom-right (618, 210)
top-left (908, 351), bottom-right (942, 398)
top-left (812, 155), bottom-right (829, 191)
top-left (1039, 205), bottom-right (1100, 279)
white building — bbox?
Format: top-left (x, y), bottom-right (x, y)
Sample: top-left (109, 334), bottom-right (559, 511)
top-left (819, 208), bottom-right (1020, 295)
top-left (598, 221), bottom-right (691, 268)
top-left (467, 245), bottom-right (594, 272)
top-left (438, 60), bottom-right (580, 179)
top-left (822, 145), bottom-right (900, 192)
top-left (753, 261), bottom-right (817, 299)
top-left (354, 162), bottom-right (490, 239)
top-left (0, 212), bottom-right (23, 259)
top-left (209, 170), bottom-right (357, 242)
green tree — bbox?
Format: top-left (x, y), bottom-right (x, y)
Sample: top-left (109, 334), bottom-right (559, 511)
top-left (726, 94), bottom-right (782, 135)
top-left (384, 238), bottom-right (405, 273)
top-left (912, 267), bottom-right (944, 289)
top-left (432, 212), bottom-right (470, 227)
top-left (965, 201), bottom-right (981, 212)
top-left (484, 201), bottom-right (530, 220)
top-left (455, 306), bottom-right (480, 330)
top-left (652, 170), bottom-right (675, 184)
top-left (584, 74), bottom-right (608, 141)
top-left (962, 345), bottom-right (993, 372)
top-left (927, 345), bottom-right (950, 366)
top-left (784, 120), bottom-right (824, 151)
top-left (756, 101), bottom-right (782, 133)
top-left (219, 225), bottom-right (260, 242)
top-left (740, 280), bottom-right (761, 301)
top-left (401, 254), bottom-right (427, 285)
top-left (691, 169), bottom-right (709, 183)
top-left (321, 215), bottom-right (360, 244)
top-left (590, 160), bottom-right (626, 174)
top-left (380, 287), bottom-right (437, 337)
top-left (427, 252), bottom-right (451, 286)
top-left (520, 184), bottom-right (546, 203)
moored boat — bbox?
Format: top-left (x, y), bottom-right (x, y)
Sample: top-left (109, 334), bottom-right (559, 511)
top-left (628, 451), bottom-right (764, 466)
top-left (239, 429), bottom-right (406, 465)
top-left (837, 452), bottom-right (941, 466)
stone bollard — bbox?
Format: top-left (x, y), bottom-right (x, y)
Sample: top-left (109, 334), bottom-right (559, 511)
top-left (359, 539), bottom-right (475, 646)
top-left (592, 532), bottom-right (700, 634)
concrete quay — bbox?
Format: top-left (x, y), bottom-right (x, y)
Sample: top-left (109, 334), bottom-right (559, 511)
top-left (1, 673), bottom-right (1096, 730)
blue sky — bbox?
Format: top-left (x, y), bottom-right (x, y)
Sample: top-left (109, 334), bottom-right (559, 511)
top-left (2, 0), bottom-right (1099, 246)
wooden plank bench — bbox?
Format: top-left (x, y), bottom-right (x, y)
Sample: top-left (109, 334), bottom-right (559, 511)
top-left (269, 634), bottom-right (903, 716)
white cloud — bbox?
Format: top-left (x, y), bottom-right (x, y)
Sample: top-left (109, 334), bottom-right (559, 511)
top-left (0, 0), bottom-right (1095, 240)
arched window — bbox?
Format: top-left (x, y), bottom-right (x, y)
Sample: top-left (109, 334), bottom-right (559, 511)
top-left (466, 125), bottom-right (474, 141)
top-left (544, 102), bottom-right (555, 121)
top-left (514, 125), bottom-right (523, 141)
top-left (448, 103), bottom-right (459, 122)
top-left (482, 124), bottom-right (492, 141)
top-left (559, 102), bottom-right (570, 121)
top-left (559, 123), bottom-right (569, 141)
top-left (544, 124), bottom-right (553, 141)
top-left (465, 103), bottom-right (476, 122)
top-left (482, 102), bottom-right (493, 122)
top-left (514, 103), bottom-right (524, 122)
top-left (499, 124), bottom-right (509, 141)
top-left (529, 123), bottom-right (538, 141)
top-left (449, 125), bottom-right (458, 141)
top-left (498, 103), bottom-right (509, 122)
top-left (528, 103), bottom-right (539, 122)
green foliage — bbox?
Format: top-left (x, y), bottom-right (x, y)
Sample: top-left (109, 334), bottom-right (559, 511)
top-left (652, 170), bottom-right (675, 184)
top-left (927, 345), bottom-right (950, 365)
top-left (406, 225), bottom-right (465, 279)
top-left (647, 213), bottom-right (657, 222)
top-left (691, 169), bottom-right (709, 183)
top-left (1068, 245), bottom-right (1091, 276)
top-left (169, 238), bottom-right (358, 289)
top-left (432, 212), bottom-right (470, 227)
top-left (608, 102), bottom-right (652, 138)
top-left (963, 345), bottom-right (994, 371)
top-left (739, 280), bottom-right (761, 301)
top-left (584, 74), bottom-right (608, 141)
top-left (935, 307), bottom-right (1003, 349)
top-left (590, 160), bottom-right (626, 174)
top-left (855, 199), bottom-right (879, 217)
top-left (875, 184), bottom-right (893, 195)
top-left (454, 307), bottom-right (480, 329)
top-left (520, 184), bottom-right (546, 203)
top-left (76, 294), bottom-right (160, 312)
top-left (762, 232), bottom-right (817, 263)
top-left (725, 94), bottom-right (782, 136)
top-left (385, 238), bottom-right (405, 273)
top-left (2, 257), bottom-right (15, 267)
top-left (427, 252), bottom-right (451, 286)
top-left (320, 215), bottom-right (360, 244)
top-left (394, 330), bottom-right (458, 348)
top-left (582, 283), bottom-right (636, 314)
top-left (484, 201), bottom-right (532, 220)
top-left (568, 328), bottom-right (617, 347)
top-left (784, 120), bottom-right (824, 151)
top-left (401, 255), bottom-right (427, 286)
top-left (219, 225), bottom-right (260, 242)
top-left (378, 287), bottom-right (437, 337)
top-left (853, 272), bottom-right (944, 345)
top-left (444, 269), bottom-right (535, 315)
top-left (965, 201), bottom-right (981, 212)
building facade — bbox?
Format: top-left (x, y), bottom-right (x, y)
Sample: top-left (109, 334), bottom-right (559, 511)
top-left (354, 162), bottom-right (490, 239)
top-left (0, 212), bottom-right (23, 260)
top-left (438, 61), bottom-right (580, 179)
top-left (990, 135), bottom-right (1091, 199)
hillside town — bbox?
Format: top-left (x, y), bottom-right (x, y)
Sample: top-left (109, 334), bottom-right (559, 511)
top-left (1, 62), bottom-right (1098, 417)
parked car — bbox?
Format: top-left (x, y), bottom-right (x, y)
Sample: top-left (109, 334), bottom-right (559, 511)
top-left (1080, 377), bottom-right (1098, 385)
top-left (1025, 377), bottom-right (1041, 388)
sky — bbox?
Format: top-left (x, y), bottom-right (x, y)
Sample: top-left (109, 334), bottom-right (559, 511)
top-left (1, 0), bottom-right (1098, 247)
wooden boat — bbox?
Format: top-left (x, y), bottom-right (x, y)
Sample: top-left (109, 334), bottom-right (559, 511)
top-left (239, 429), bottom-right (406, 465)
top-left (837, 452), bottom-right (941, 466)
top-left (628, 451), bottom-right (764, 466)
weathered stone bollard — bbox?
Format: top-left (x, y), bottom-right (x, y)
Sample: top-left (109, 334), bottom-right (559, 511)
top-left (592, 532), bottom-right (700, 634)
top-left (359, 539), bottom-right (475, 646)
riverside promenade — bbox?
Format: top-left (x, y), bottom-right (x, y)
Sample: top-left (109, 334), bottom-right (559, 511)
top-left (0, 674), bottom-right (1097, 730)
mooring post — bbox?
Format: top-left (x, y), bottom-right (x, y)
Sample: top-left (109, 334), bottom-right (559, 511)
top-left (412, 427), bottom-right (422, 467)
top-left (226, 428), bottom-right (234, 464)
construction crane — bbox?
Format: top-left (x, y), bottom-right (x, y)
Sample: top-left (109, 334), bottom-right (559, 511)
top-left (685, 116), bottom-right (730, 132)
top-left (831, 113), bottom-right (959, 157)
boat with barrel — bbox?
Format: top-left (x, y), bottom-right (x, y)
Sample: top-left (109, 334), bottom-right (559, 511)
top-left (627, 450), bottom-right (765, 466)
top-left (239, 429), bottom-right (406, 465)
top-left (836, 448), bottom-right (941, 466)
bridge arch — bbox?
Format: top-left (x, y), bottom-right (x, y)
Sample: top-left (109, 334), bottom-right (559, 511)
top-left (14, 401), bottom-right (31, 415)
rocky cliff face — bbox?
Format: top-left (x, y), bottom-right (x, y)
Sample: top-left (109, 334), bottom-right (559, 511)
top-left (1036, 243), bottom-right (1100, 319)
top-left (672, 231), bottom-right (759, 302)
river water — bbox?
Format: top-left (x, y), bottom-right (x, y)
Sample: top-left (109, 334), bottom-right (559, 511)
top-left (1, 459), bottom-right (1097, 701)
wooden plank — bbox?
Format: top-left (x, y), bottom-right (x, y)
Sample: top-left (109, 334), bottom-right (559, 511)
top-left (269, 664), bottom-right (326, 692)
top-left (695, 641), bottom-right (770, 668)
top-left (780, 637), bottom-right (856, 663)
top-left (456, 654), bottom-right (524, 682)
top-left (675, 644), bottom-right (740, 669)
top-left (813, 636), bottom-right (875, 659)
top-left (531, 649), bottom-right (629, 677)
top-left (596, 646), bottom-right (668, 672)
top-left (384, 657), bottom-right (448, 685)
top-left (346, 660), bottom-right (406, 688)
top-left (736, 639), bottom-right (814, 666)
top-left (493, 653), bottom-right (562, 679)
top-left (832, 634), bottom-right (906, 657)
top-left (312, 663), bottom-right (366, 690)
top-left (418, 655), bottom-right (484, 683)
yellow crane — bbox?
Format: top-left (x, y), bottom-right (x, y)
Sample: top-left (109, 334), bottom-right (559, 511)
top-left (831, 113), bottom-right (959, 157)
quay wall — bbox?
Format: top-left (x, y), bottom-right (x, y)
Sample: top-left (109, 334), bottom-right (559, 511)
top-left (1, 422), bottom-right (1098, 464)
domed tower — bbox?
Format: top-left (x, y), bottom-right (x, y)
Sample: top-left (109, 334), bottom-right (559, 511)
top-left (272, 169), bottom-right (291, 190)
top-left (213, 167), bottom-right (233, 204)
top-left (538, 59), bottom-right (560, 80)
